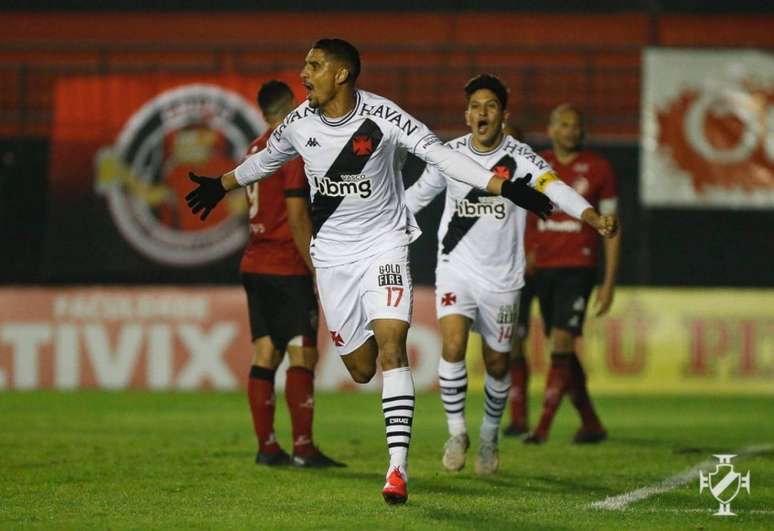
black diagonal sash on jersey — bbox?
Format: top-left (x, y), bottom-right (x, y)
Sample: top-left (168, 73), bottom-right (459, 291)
top-left (310, 119), bottom-right (384, 236)
top-left (440, 154), bottom-right (516, 256)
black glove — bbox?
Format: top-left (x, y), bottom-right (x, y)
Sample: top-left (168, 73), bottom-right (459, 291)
top-left (500, 174), bottom-right (553, 220)
top-left (185, 172), bottom-right (227, 221)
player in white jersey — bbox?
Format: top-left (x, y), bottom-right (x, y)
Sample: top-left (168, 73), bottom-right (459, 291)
top-left (185, 39), bottom-right (612, 504)
top-left (405, 74), bottom-right (617, 474)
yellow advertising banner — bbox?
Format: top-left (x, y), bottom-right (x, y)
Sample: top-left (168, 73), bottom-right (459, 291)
top-left (466, 288), bottom-right (774, 394)
top-left (1, 287), bottom-right (771, 393)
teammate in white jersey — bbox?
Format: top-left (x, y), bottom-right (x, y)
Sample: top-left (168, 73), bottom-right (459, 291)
top-left (185, 39), bottom-right (607, 504)
top-left (405, 74), bottom-right (617, 474)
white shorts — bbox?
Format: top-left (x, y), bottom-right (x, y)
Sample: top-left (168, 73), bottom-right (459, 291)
top-left (435, 264), bottom-right (519, 353)
top-left (316, 246), bottom-right (413, 356)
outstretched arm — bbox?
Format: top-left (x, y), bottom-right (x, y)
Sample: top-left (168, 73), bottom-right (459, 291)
top-left (534, 173), bottom-right (617, 237)
top-left (419, 141), bottom-right (552, 218)
top-left (186, 129), bottom-right (297, 221)
top-left (404, 164), bottom-right (446, 214)
top-left (394, 109), bottom-right (551, 217)
top-left (594, 224), bottom-right (621, 316)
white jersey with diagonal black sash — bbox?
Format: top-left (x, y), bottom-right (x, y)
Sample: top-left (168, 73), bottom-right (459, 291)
top-left (405, 134), bottom-right (553, 292)
top-left (234, 90), bottom-right (495, 268)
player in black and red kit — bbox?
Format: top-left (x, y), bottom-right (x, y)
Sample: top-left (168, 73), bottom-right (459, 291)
top-left (508, 103), bottom-right (621, 444)
top-left (242, 80), bottom-right (343, 468)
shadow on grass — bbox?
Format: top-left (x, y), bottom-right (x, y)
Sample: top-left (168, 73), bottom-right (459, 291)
top-left (416, 502), bottom-right (574, 531)
top-left (413, 468), bottom-right (618, 499)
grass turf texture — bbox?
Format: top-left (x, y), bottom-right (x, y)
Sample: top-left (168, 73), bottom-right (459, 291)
top-left (1, 392), bottom-right (772, 530)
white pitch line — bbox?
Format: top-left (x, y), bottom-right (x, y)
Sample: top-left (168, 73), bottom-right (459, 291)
top-left (636, 508), bottom-right (774, 515)
top-left (590, 443), bottom-right (773, 511)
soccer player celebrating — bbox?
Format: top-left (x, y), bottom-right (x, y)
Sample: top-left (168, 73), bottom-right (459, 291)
top-left (186, 38), bottom-right (561, 504)
top-left (404, 75), bottom-right (617, 473)
top-left (521, 103), bottom-right (621, 445)
top-left (241, 80), bottom-right (344, 468)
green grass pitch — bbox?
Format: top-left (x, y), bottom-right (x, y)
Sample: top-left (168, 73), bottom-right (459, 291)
top-left (1, 391), bottom-right (772, 529)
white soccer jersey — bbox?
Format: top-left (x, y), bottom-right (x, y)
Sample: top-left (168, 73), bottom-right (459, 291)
top-left (405, 134), bottom-right (553, 292)
top-left (234, 90), bottom-right (494, 268)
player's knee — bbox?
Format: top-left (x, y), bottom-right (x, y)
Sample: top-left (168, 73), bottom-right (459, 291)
top-left (252, 336), bottom-right (280, 368)
top-left (551, 328), bottom-right (575, 352)
top-left (287, 341), bottom-right (318, 370)
top-left (486, 359), bottom-right (509, 379)
top-left (378, 342), bottom-right (407, 372)
top-left (442, 334), bottom-right (467, 360)
top-left (349, 365), bottom-right (376, 384)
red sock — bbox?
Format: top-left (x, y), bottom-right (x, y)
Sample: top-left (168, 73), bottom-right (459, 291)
top-left (508, 356), bottom-right (529, 429)
top-left (568, 354), bottom-right (604, 432)
top-left (247, 366), bottom-right (280, 454)
top-left (532, 353), bottom-right (572, 438)
top-left (285, 366), bottom-right (315, 457)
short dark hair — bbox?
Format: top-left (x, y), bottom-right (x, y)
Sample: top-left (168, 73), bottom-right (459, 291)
top-left (464, 74), bottom-right (508, 110)
top-left (312, 38), bottom-right (361, 84)
top-left (257, 80), bottom-right (294, 117)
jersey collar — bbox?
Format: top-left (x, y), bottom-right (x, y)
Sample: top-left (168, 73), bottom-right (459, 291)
top-left (467, 133), bottom-right (507, 156)
top-left (319, 90), bottom-right (361, 127)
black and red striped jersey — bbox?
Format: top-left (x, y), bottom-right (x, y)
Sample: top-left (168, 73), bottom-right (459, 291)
top-left (239, 129), bottom-right (310, 276)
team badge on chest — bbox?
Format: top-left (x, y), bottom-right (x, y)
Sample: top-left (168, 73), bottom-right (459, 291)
top-left (352, 135), bottom-right (374, 156)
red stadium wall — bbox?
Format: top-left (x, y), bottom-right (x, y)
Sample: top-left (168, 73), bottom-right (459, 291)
top-left (2, 12), bottom-right (773, 47)
top-left (1, 12), bottom-right (772, 138)
top-left (0, 13), bottom-right (652, 46)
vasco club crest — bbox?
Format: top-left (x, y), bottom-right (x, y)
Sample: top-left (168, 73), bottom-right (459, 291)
top-left (95, 84), bottom-right (265, 266)
top-left (699, 454), bottom-right (751, 516)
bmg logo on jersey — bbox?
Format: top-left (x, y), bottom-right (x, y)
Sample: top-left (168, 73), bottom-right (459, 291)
top-left (378, 264), bottom-right (403, 287)
top-left (313, 173), bottom-right (373, 199)
top-left (455, 198), bottom-right (506, 220)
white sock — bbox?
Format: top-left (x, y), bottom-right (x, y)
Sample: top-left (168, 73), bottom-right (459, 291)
top-left (481, 372), bottom-right (511, 443)
top-left (382, 366), bottom-right (414, 477)
top-left (438, 357), bottom-right (467, 437)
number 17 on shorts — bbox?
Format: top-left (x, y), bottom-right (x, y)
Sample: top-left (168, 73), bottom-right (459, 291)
top-left (370, 257), bottom-right (412, 322)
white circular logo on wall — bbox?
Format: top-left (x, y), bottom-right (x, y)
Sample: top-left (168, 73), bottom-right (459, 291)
top-left (95, 84), bottom-right (265, 266)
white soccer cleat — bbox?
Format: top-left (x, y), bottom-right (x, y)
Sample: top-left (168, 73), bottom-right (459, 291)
top-left (442, 433), bottom-right (470, 471)
top-left (475, 439), bottom-right (499, 475)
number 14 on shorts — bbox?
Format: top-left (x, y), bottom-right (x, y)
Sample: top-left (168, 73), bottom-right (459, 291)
top-left (497, 325), bottom-right (512, 343)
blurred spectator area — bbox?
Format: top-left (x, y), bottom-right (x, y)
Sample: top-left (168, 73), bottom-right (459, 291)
top-left (1, 12), bottom-right (773, 139)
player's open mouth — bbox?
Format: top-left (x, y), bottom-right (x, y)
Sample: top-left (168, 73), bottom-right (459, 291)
top-left (303, 82), bottom-right (314, 97)
top-left (477, 120), bottom-right (489, 134)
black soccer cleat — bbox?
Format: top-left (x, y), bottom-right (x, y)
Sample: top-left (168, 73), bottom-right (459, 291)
top-left (255, 448), bottom-right (291, 466)
top-left (572, 428), bottom-right (608, 444)
top-left (503, 423), bottom-right (529, 437)
top-left (291, 448), bottom-right (346, 468)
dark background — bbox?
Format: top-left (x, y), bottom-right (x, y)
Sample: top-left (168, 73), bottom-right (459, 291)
top-left (3, 0), bottom-right (772, 13)
top-left (3, 139), bottom-right (772, 287)
top-left (0, 3), bottom-right (772, 287)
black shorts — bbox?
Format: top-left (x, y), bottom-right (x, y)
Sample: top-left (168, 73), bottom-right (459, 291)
top-left (241, 273), bottom-right (318, 352)
top-left (515, 274), bottom-right (537, 339)
top-left (535, 267), bottom-right (596, 337)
